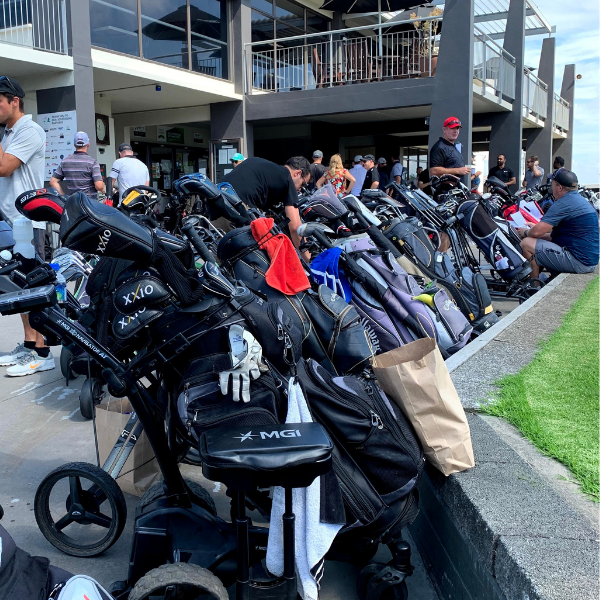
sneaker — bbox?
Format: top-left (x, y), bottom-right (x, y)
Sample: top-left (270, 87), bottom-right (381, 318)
top-left (0, 343), bottom-right (29, 366)
top-left (6, 350), bottom-right (55, 377)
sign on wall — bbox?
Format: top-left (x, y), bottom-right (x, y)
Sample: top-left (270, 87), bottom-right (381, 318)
top-left (133, 126), bottom-right (146, 137)
top-left (37, 110), bottom-right (77, 180)
top-left (193, 132), bottom-right (203, 143)
top-left (166, 127), bottom-right (184, 144)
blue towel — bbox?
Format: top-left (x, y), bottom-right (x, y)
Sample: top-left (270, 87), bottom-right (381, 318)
top-left (310, 248), bottom-right (352, 302)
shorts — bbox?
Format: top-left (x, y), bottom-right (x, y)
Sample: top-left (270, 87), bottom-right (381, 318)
top-left (534, 239), bottom-right (596, 274)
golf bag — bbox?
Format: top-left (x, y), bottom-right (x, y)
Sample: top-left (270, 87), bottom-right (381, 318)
top-left (217, 226), bottom-right (374, 375)
top-left (456, 199), bottom-right (531, 282)
top-left (383, 218), bottom-right (498, 333)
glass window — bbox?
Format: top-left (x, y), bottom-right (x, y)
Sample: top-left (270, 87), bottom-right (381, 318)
top-left (306, 11), bottom-right (329, 34)
top-left (89, 0), bottom-right (139, 57)
top-left (141, 0), bottom-right (188, 68)
top-left (190, 0), bottom-right (228, 78)
top-left (251, 0), bottom-right (274, 15)
top-left (275, 20), bottom-right (303, 41)
top-left (275, 0), bottom-right (304, 30)
top-left (252, 10), bottom-right (275, 44)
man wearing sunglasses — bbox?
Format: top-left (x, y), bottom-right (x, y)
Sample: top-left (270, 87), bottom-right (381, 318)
top-left (0, 76), bottom-right (55, 376)
top-left (429, 117), bottom-right (472, 181)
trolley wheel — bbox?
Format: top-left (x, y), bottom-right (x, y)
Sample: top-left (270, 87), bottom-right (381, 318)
top-left (34, 462), bottom-right (127, 557)
top-left (128, 563), bottom-right (228, 600)
top-left (140, 479), bottom-right (217, 516)
top-left (357, 563), bottom-right (409, 600)
top-left (60, 346), bottom-right (77, 381)
top-left (79, 378), bottom-right (104, 420)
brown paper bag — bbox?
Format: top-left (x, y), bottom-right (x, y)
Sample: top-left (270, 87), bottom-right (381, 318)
top-left (371, 338), bottom-right (475, 476)
top-left (95, 398), bottom-right (162, 496)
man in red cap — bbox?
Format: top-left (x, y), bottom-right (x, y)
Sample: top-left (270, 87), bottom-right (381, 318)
top-left (429, 117), bottom-right (472, 180)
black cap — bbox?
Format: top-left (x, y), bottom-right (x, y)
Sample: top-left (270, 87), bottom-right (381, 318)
top-left (0, 76), bottom-right (25, 98)
top-left (119, 143), bottom-right (133, 152)
top-left (550, 168), bottom-right (578, 187)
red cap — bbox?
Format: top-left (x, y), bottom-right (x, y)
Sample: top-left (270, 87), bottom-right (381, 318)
top-left (443, 117), bottom-right (462, 129)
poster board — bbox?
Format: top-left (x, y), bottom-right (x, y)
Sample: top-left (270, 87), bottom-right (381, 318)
top-left (210, 139), bottom-right (241, 183)
top-left (37, 111), bottom-right (77, 180)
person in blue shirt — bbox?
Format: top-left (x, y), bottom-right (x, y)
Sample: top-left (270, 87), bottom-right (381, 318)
top-left (517, 169), bottom-right (599, 279)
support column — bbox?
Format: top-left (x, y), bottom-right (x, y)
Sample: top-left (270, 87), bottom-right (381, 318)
top-left (552, 64), bottom-right (575, 169)
top-left (525, 37), bottom-right (555, 175)
top-left (488, 0), bottom-right (526, 192)
top-left (67, 0), bottom-right (96, 157)
top-left (428, 0), bottom-right (474, 179)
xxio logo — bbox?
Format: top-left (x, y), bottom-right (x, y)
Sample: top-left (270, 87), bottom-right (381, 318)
top-left (97, 229), bottom-right (112, 253)
top-left (234, 430), bottom-right (302, 442)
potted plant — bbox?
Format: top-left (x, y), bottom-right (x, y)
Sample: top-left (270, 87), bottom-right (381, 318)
top-left (410, 7), bottom-right (442, 77)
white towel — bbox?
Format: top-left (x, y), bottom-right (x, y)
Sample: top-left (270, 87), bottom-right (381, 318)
top-left (266, 378), bottom-right (343, 600)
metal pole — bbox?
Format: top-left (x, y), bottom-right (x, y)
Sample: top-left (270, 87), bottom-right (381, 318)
top-left (377, 0), bottom-right (382, 79)
top-left (329, 32), bottom-right (333, 86)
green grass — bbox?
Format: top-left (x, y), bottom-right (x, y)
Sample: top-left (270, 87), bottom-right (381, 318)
top-left (482, 276), bottom-right (600, 501)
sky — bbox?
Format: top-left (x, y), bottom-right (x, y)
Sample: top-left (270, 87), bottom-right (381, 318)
top-left (524, 0), bottom-right (600, 185)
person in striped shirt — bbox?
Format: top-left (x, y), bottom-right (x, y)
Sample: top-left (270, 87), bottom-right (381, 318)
top-left (49, 131), bottom-right (105, 200)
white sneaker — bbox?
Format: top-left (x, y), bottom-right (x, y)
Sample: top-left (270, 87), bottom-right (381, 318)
top-left (6, 350), bottom-right (55, 377)
top-left (0, 343), bottom-right (29, 366)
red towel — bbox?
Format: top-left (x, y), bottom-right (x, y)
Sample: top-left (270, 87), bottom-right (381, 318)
top-left (251, 217), bottom-right (310, 295)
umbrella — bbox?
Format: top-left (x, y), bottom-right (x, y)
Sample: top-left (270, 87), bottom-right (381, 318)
top-left (319, 0), bottom-right (423, 14)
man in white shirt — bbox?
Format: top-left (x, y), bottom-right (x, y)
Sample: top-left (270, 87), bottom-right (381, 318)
top-left (109, 143), bottom-right (149, 204)
top-left (0, 75), bottom-right (55, 376)
top-left (348, 155), bottom-right (367, 196)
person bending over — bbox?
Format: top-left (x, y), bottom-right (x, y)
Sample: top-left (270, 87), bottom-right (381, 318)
top-left (517, 169), bottom-right (598, 279)
top-left (222, 156), bottom-right (310, 255)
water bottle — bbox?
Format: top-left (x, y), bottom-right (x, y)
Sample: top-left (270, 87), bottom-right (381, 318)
top-left (12, 216), bottom-right (35, 259)
top-left (50, 262), bottom-right (67, 304)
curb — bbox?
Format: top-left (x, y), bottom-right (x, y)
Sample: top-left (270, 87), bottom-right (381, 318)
top-left (445, 273), bottom-right (569, 373)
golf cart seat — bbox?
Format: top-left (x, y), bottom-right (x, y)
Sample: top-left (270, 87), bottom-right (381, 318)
top-left (199, 423), bottom-right (333, 491)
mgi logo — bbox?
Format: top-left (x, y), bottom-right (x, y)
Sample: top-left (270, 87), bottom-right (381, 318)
top-left (97, 229), bottom-right (112, 254)
top-left (234, 430), bottom-right (302, 442)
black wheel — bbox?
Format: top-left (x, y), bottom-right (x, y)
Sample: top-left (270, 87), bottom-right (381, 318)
top-left (357, 563), bottom-right (409, 600)
top-left (129, 563), bottom-right (228, 600)
top-left (34, 462), bottom-right (127, 557)
top-left (140, 479), bottom-right (217, 516)
top-left (79, 378), bottom-right (104, 420)
top-left (60, 346), bottom-right (77, 381)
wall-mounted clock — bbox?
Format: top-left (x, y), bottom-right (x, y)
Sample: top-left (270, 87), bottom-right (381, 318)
top-left (95, 113), bottom-right (110, 145)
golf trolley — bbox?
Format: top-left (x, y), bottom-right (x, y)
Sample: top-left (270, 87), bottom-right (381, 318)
top-left (0, 284), bottom-right (334, 600)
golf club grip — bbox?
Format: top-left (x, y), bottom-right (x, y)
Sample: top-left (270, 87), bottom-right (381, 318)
top-left (341, 254), bottom-right (388, 301)
top-left (310, 228), bottom-right (335, 250)
top-left (181, 223), bottom-right (215, 264)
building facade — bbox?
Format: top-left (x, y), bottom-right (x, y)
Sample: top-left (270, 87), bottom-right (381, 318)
top-left (0, 0), bottom-right (574, 191)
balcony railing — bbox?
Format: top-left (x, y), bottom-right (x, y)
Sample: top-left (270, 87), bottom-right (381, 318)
top-left (245, 16), bottom-right (439, 93)
top-left (522, 67), bottom-right (548, 120)
top-left (0, 0), bottom-right (67, 54)
top-left (472, 26), bottom-right (516, 102)
top-left (553, 93), bottom-right (570, 132)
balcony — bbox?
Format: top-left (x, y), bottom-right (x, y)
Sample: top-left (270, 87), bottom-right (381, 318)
top-left (0, 0), bottom-right (67, 54)
top-left (472, 26), bottom-right (516, 103)
top-left (522, 67), bottom-right (548, 121)
top-left (553, 93), bottom-right (570, 133)
top-left (246, 16), bottom-right (439, 94)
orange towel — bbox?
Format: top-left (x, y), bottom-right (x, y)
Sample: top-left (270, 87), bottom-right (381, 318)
top-left (251, 217), bottom-right (310, 295)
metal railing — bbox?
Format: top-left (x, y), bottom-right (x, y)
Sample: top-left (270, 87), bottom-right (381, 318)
top-left (0, 0), bottom-right (67, 53)
top-left (246, 16), bottom-right (439, 93)
top-left (472, 26), bottom-right (516, 102)
top-left (553, 93), bottom-right (570, 132)
top-left (522, 67), bottom-right (548, 120)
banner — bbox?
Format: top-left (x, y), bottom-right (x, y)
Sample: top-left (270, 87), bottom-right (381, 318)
top-left (37, 111), bottom-right (77, 180)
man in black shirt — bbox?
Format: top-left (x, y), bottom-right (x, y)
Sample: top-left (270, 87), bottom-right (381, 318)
top-left (418, 167), bottom-right (433, 196)
top-left (429, 117), bottom-right (472, 182)
top-left (222, 156), bottom-right (310, 252)
top-left (308, 150), bottom-right (326, 191)
top-left (361, 154), bottom-right (380, 192)
top-left (487, 154), bottom-right (516, 186)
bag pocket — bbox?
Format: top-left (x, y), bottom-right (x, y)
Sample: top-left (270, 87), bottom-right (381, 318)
top-left (302, 360), bottom-right (423, 496)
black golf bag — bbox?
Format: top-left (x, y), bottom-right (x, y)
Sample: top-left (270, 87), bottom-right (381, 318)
top-left (456, 199), bottom-right (532, 283)
top-left (383, 218), bottom-right (498, 333)
top-left (217, 226), bottom-right (375, 375)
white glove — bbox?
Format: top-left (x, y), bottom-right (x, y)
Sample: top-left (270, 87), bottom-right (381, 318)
top-left (219, 325), bottom-right (263, 403)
